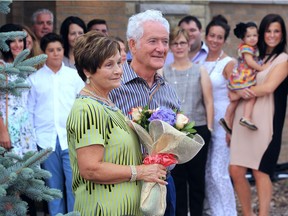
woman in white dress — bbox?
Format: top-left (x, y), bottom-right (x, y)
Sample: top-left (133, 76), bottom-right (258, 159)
top-left (204, 15), bottom-right (237, 216)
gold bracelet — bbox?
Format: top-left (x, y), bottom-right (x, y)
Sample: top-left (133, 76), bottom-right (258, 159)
top-left (129, 165), bottom-right (137, 182)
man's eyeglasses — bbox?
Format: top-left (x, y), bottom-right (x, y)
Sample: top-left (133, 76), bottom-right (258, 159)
top-left (171, 41), bottom-right (188, 48)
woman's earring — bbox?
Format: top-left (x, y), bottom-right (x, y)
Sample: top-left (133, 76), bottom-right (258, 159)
top-left (86, 76), bottom-right (90, 84)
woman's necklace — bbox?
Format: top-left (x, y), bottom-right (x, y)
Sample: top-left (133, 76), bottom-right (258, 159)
top-left (82, 87), bottom-right (115, 107)
top-left (207, 50), bottom-right (224, 75)
top-left (171, 64), bottom-right (192, 104)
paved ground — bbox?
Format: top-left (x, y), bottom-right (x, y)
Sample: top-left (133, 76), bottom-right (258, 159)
top-left (36, 145), bottom-right (288, 216)
top-left (241, 179), bottom-right (288, 216)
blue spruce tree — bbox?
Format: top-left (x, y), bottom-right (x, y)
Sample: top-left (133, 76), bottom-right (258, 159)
top-left (0, 1), bottom-right (79, 215)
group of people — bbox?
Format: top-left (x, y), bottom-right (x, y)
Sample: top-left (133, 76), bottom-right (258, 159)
top-left (0, 7), bottom-right (287, 216)
top-left (164, 12), bottom-right (287, 216)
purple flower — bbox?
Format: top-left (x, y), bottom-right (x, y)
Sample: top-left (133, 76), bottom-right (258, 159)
top-left (148, 107), bottom-right (176, 126)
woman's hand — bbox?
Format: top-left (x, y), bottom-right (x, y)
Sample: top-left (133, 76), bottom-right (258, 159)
top-left (228, 91), bottom-right (241, 101)
top-left (0, 126), bottom-right (11, 150)
top-left (234, 88), bottom-right (256, 100)
top-left (0, 119), bottom-right (11, 150)
top-left (226, 133), bottom-right (231, 147)
top-left (137, 164), bottom-right (168, 185)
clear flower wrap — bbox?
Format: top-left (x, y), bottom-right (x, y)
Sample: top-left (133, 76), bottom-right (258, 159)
top-left (129, 120), bottom-right (205, 216)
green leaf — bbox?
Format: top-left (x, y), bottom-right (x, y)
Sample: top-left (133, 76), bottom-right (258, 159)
top-left (143, 105), bottom-right (149, 110)
top-left (182, 121), bottom-right (195, 130)
top-left (185, 128), bottom-right (197, 133)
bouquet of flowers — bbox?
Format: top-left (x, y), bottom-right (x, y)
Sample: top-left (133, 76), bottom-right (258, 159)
top-left (128, 106), bottom-right (204, 216)
top-left (129, 106), bottom-right (197, 138)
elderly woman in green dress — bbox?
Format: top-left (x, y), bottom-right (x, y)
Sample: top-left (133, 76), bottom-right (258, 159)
top-left (66, 31), bottom-right (167, 216)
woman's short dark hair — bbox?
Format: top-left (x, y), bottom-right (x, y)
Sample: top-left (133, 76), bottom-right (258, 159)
top-left (258, 14), bottom-right (287, 61)
top-left (74, 31), bottom-right (120, 82)
top-left (40, 32), bottom-right (64, 52)
top-left (205, 15), bottom-right (230, 41)
top-left (0, 23), bottom-right (26, 62)
top-left (60, 16), bottom-right (87, 58)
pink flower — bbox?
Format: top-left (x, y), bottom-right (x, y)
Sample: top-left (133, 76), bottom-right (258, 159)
top-left (129, 107), bottom-right (142, 121)
top-left (175, 113), bottom-right (189, 130)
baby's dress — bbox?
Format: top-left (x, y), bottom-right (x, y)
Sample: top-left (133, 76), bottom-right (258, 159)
top-left (228, 43), bottom-right (259, 90)
top-left (0, 74), bottom-right (37, 156)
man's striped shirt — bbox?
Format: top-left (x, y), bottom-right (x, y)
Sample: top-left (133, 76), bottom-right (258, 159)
top-left (110, 61), bottom-right (180, 118)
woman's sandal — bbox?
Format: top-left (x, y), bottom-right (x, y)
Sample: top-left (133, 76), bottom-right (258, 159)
top-left (239, 117), bottom-right (258, 130)
top-left (219, 118), bottom-right (232, 134)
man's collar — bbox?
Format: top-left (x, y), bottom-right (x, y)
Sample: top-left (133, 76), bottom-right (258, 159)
top-left (201, 41), bottom-right (209, 53)
top-left (121, 61), bottom-right (139, 84)
top-left (43, 62), bottom-right (64, 74)
top-left (122, 61), bottom-right (165, 85)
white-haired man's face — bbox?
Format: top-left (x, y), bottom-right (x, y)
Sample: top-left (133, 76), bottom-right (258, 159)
top-left (130, 21), bottom-right (169, 71)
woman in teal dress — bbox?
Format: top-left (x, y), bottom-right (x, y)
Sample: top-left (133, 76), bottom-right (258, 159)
top-left (66, 31), bottom-right (168, 216)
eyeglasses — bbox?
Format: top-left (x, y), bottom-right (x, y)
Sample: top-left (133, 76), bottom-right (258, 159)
top-left (171, 41), bottom-right (188, 48)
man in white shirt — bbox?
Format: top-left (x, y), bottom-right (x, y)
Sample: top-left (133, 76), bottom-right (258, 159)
top-left (27, 33), bottom-right (84, 216)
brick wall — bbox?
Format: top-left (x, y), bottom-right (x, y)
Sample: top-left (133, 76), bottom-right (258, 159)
top-left (209, 3), bottom-right (288, 58)
top-left (4, 1), bottom-right (56, 30)
top-left (2, 1), bottom-right (128, 40)
top-left (55, 1), bottom-right (127, 40)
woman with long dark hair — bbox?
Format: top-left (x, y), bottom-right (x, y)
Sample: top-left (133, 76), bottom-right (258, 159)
top-left (230, 14), bottom-right (288, 216)
top-left (60, 16), bottom-right (87, 69)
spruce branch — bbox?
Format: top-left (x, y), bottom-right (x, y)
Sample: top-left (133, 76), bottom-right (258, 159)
top-left (19, 53), bottom-right (47, 67)
top-left (0, 147), bottom-right (51, 187)
top-left (23, 147), bottom-right (52, 168)
top-left (0, 196), bottom-right (27, 216)
top-left (0, 31), bottom-right (26, 52)
top-left (0, 147), bottom-right (64, 214)
top-left (13, 49), bottom-right (30, 66)
top-left (0, 51), bottom-right (47, 97)
top-left (0, 0), bottom-right (12, 14)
